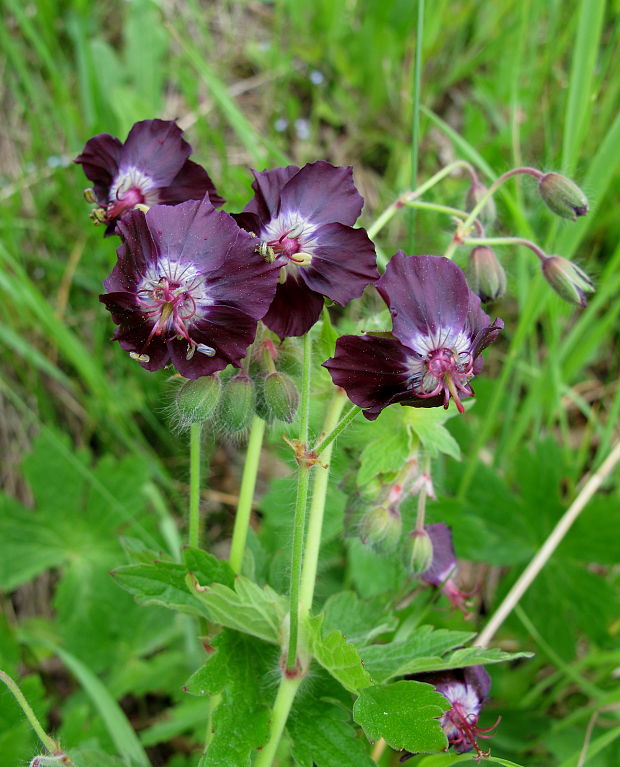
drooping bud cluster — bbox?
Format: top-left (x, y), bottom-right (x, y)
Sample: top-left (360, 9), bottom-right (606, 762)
top-left (538, 172), bottom-right (588, 221)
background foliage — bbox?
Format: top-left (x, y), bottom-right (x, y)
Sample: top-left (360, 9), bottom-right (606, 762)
top-left (1, 0), bottom-right (619, 765)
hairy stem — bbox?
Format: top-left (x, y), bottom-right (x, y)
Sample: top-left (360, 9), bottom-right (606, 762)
top-left (188, 422), bottom-right (202, 548)
top-left (464, 235), bottom-right (547, 262)
top-left (0, 670), bottom-right (58, 755)
top-left (253, 676), bottom-right (303, 767)
top-left (299, 391), bottom-right (348, 615)
top-left (229, 415), bottom-right (266, 574)
top-left (286, 331), bottom-right (313, 670)
top-left (314, 404), bottom-right (361, 457)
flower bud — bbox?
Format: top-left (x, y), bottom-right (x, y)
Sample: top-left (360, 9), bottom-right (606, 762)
top-left (542, 256), bottom-right (594, 307)
top-left (262, 372), bottom-right (299, 423)
top-left (467, 246), bottom-right (506, 302)
top-left (465, 181), bottom-right (496, 226)
top-left (406, 528), bottom-right (434, 575)
top-left (218, 373), bottom-right (255, 432)
top-left (538, 172), bottom-right (588, 221)
top-left (359, 504), bottom-right (402, 552)
top-left (175, 375), bottom-right (221, 424)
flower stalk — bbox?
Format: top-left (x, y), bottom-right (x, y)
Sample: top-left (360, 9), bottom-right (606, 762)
top-left (188, 422), bottom-right (202, 548)
top-left (0, 670), bottom-right (60, 756)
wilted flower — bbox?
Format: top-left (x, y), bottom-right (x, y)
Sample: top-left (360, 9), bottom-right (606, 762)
top-left (76, 119), bottom-right (224, 235)
top-left (420, 522), bottom-right (472, 618)
top-left (234, 162), bottom-right (378, 338)
top-left (100, 197), bottom-right (278, 378)
top-left (538, 172), bottom-right (588, 221)
top-left (323, 253), bottom-right (503, 420)
top-left (541, 255), bottom-right (594, 306)
top-left (403, 666), bottom-right (498, 759)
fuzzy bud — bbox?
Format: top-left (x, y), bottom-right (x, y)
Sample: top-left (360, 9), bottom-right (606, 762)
top-left (542, 256), bottom-right (594, 307)
top-left (176, 375), bottom-right (221, 424)
top-left (218, 373), bottom-right (255, 432)
top-left (262, 371), bottom-right (299, 423)
top-left (465, 181), bottom-right (496, 226)
top-left (467, 246), bottom-right (506, 302)
top-left (359, 504), bottom-right (402, 552)
top-left (406, 528), bottom-right (434, 575)
top-left (538, 173), bottom-right (588, 221)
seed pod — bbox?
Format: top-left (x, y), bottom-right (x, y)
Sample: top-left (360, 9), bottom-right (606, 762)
top-left (359, 504), bottom-right (402, 553)
top-left (262, 371), bottom-right (299, 423)
top-left (538, 172), bottom-right (588, 221)
top-left (467, 246), bottom-right (506, 302)
top-left (175, 374), bottom-right (221, 424)
top-left (218, 373), bottom-right (255, 432)
top-left (541, 255), bottom-right (594, 307)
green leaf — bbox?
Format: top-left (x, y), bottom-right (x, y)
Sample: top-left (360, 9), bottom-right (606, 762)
top-left (357, 426), bottom-right (411, 487)
top-left (322, 591), bottom-right (398, 646)
top-left (404, 407), bottom-right (462, 460)
top-left (288, 697), bottom-right (376, 767)
top-left (388, 646), bottom-right (534, 678)
top-left (308, 615), bottom-right (373, 694)
top-left (189, 575), bottom-right (286, 644)
top-left (184, 630), bottom-right (276, 767)
top-left (182, 546), bottom-right (235, 588)
top-left (353, 680), bottom-right (449, 753)
top-left (112, 561), bottom-right (208, 617)
top-left (360, 627), bottom-right (475, 683)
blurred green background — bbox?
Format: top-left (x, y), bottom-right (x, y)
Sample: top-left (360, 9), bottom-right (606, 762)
top-left (1, 0), bottom-right (619, 765)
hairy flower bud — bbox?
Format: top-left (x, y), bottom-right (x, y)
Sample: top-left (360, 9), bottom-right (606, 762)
top-left (406, 528), bottom-right (434, 574)
top-left (542, 256), bottom-right (594, 307)
top-left (465, 181), bottom-right (496, 227)
top-left (467, 246), bottom-right (506, 302)
top-left (176, 374), bottom-right (221, 424)
top-left (218, 373), bottom-right (255, 432)
top-left (359, 504), bottom-right (402, 552)
top-left (262, 372), bottom-right (299, 423)
top-left (538, 172), bottom-right (588, 221)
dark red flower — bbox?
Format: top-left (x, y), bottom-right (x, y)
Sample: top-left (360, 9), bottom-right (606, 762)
top-left (100, 197), bottom-right (278, 378)
top-left (323, 253), bottom-right (503, 420)
top-left (76, 119), bottom-right (224, 235)
top-left (235, 162), bottom-right (378, 338)
top-left (403, 666), bottom-right (498, 759)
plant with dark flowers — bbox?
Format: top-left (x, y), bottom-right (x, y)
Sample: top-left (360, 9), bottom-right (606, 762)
top-left (235, 161), bottom-right (378, 338)
top-left (324, 252), bottom-right (503, 419)
top-left (76, 119), bottom-right (224, 235)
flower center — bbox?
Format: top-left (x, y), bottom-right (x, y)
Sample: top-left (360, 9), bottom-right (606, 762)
top-left (441, 701), bottom-right (500, 759)
top-left (261, 213), bottom-right (315, 269)
top-left (136, 261), bottom-right (214, 360)
top-left (106, 167), bottom-right (158, 221)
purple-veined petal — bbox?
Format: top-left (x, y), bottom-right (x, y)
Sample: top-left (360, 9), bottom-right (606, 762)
top-left (107, 211), bottom-right (159, 292)
top-left (243, 166), bottom-right (300, 223)
top-left (120, 119), bottom-right (191, 186)
top-left (278, 161), bottom-right (364, 226)
top-left (262, 274), bottom-right (325, 339)
top-left (159, 159), bottom-right (225, 208)
top-left (377, 253), bottom-right (470, 349)
top-left (302, 223), bottom-right (378, 304)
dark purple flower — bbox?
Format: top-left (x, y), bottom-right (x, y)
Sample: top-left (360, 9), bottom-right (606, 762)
top-left (235, 162), bottom-right (378, 338)
top-left (100, 197), bottom-right (278, 378)
top-left (323, 253), bottom-right (503, 420)
top-left (420, 523), bottom-right (473, 618)
top-left (403, 666), bottom-right (498, 758)
top-left (76, 119), bottom-right (224, 235)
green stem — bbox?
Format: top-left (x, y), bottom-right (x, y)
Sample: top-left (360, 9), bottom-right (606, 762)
top-left (229, 415), bottom-right (267, 574)
top-left (0, 670), bottom-right (58, 754)
top-left (188, 422), bottom-right (202, 548)
top-left (405, 200), bottom-right (485, 235)
top-left (407, 0), bottom-right (425, 254)
top-left (286, 331), bottom-right (313, 671)
top-left (254, 676), bottom-right (303, 767)
top-left (299, 392), bottom-right (347, 615)
top-left (414, 454), bottom-right (431, 533)
top-left (444, 166), bottom-right (544, 259)
top-left (462, 235), bottom-right (547, 262)
top-left (314, 404), bottom-right (361, 457)
top-left (365, 160), bottom-right (477, 240)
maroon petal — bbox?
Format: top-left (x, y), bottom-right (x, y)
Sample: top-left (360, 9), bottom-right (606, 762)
top-left (463, 666), bottom-right (491, 702)
top-left (421, 523), bottom-right (457, 586)
top-left (168, 307), bottom-right (258, 378)
top-left (323, 334), bottom-right (419, 420)
top-left (243, 166), bottom-right (300, 223)
top-left (302, 223), bottom-right (378, 304)
top-left (377, 253), bottom-right (470, 348)
top-left (206, 250), bottom-right (279, 320)
top-left (75, 133), bottom-right (123, 204)
top-left (278, 162), bottom-right (364, 226)
top-left (121, 119), bottom-right (191, 186)
top-left (159, 159), bottom-right (225, 208)
top-left (262, 275), bottom-right (325, 339)
top-left (106, 211), bottom-right (158, 292)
